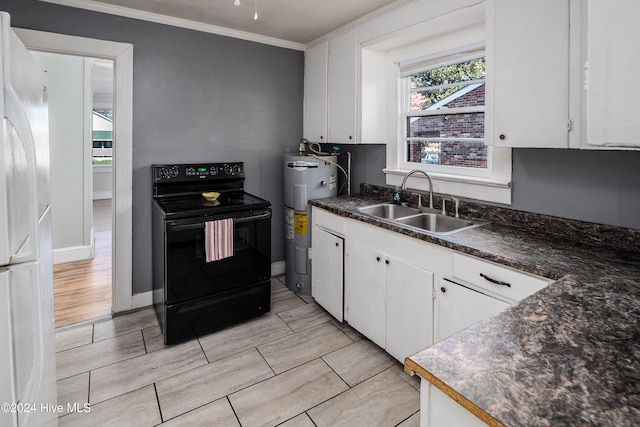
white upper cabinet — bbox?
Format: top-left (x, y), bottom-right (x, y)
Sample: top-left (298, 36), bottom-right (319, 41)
top-left (485, 0), bottom-right (571, 148)
top-left (304, 28), bottom-right (386, 144)
top-left (328, 29), bottom-right (358, 143)
top-left (303, 29), bottom-right (358, 144)
top-left (304, 41), bottom-right (328, 142)
top-left (584, 0), bottom-right (640, 148)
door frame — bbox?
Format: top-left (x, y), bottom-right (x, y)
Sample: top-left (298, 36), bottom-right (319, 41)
top-left (15, 28), bottom-right (134, 314)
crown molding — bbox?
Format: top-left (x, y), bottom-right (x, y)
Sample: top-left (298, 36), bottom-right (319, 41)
top-left (38, 0), bottom-right (306, 51)
top-left (305, 0), bottom-right (416, 48)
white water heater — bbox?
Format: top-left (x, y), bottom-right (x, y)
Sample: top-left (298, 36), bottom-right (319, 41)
top-left (284, 154), bottom-right (338, 295)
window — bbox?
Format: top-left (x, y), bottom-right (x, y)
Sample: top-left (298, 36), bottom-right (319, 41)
top-left (92, 109), bottom-right (113, 165)
top-left (368, 3), bottom-right (511, 204)
top-left (399, 50), bottom-right (488, 177)
top-left (386, 43), bottom-right (511, 204)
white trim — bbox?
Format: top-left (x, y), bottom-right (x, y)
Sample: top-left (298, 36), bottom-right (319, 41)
top-left (398, 43), bottom-right (485, 77)
top-left (92, 191), bottom-right (112, 200)
top-left (52, 227), bottom-right (94, 264)
top-left (271, 261), bottom-right (286, 277)
top-left (16, 28), bottom-right (134, 314)
top-left (131, 291), bottom-right (152, 310)
top-left (384, 168), bottom-right (512, 205)
top-left (53, 245), bottom-right (93, 265)
top-left (38, 0), bottom-right (306, 51)
top-left (83, 57), bottom-right (93, 248)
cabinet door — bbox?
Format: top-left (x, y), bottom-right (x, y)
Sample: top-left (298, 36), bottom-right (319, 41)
top-left (385, 258), bottom-right (433, 363)
top-left (585, 0), bottom-right (640, 148)
top-left (311, 227), bottom-right (344, 322)
top-left (435, 279), bottom-right (509, 342)
top-left (304, 41), bottom-right (328, 141)
top-left (486, 0), bottom-right (570, 147)
top-left (428, 382), bottom-right (488, 427)
top-left (328, 28), bottom-right (357, 143)
top-left (345, 240), bottom-right (385, 347)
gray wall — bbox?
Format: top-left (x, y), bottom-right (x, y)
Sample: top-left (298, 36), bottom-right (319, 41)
top-left (512, 148), bottom-right (640, 230)
top-left (3, 0), bottom-right (304, 294)
top-left (358, 146), bottom-right (640, 230)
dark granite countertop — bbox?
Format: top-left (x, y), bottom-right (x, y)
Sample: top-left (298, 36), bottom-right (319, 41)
top-left (309, 187), bottom-right (640, 427)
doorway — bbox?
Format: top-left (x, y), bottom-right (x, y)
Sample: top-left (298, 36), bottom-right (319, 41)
top-left (16, 28), bottom-right (134, 320)
top-left (29, 52), bottom-right (115, 328)
top-left (51, 199), bottom-right (112, 327)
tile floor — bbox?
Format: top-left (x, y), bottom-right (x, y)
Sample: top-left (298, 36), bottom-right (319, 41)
top-left (54, 276), bottom-right (421, 426)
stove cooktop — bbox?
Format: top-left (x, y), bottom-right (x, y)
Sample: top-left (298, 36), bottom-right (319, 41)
top-left (156, 192), bottom-right (270, 218)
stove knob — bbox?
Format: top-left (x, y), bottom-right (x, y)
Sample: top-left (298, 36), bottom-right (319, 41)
top-left (209, 166), bottom-right (218, 176)
top-left (232, 164), bottom-right (242, 175)
top-left (169, 166), bottom-right (179, 178)
top-left (158, 168), bottom-right (168, 179)
top-left (223, 164), bottom-right (232, 175)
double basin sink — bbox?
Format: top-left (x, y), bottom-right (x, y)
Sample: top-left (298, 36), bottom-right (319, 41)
top-left (356, 203), bottom-right (488, 235)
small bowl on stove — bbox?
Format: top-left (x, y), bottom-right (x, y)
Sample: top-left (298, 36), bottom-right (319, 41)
top-left (202, 192), bottom-right (220, 202)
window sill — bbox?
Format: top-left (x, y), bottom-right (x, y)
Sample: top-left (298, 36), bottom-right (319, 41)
top-left (93, 163), bottom-right (113, 172)
top-left (384, 168), bottom-right (511, 205)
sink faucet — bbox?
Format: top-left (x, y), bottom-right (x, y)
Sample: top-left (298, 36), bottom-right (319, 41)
top-left (401, 170), bottom-right (433, 209)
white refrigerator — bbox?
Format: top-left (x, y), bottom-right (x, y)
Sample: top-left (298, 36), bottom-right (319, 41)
top-left (0, 12), bottom-right (58, 427)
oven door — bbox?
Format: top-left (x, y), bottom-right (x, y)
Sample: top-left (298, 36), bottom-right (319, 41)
top-left (164, 209), bottom-right (271, 305)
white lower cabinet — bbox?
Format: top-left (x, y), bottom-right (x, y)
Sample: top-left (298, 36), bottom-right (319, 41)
top-left (422, 381), bottom-right (487, 427)
top-left (345, 240), bottom-right (386, 348)
top-left (346, 239), bottom-right (434, 361)
top-left (386, 258), bottom-right (433, 362)
top-left (311, 226), bottom-right (344, 322)
top-left (311, 212), bottom-right (552, 426)
top-left (435, 278), bottom-right (509, 343)
top-left (345, 225), bottom-right (437, 363)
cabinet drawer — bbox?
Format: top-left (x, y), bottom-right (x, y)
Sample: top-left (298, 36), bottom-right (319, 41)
top-left (312, 208), bottom-right (345, 236)
top-left (452, 253), bottom-right (550, 303)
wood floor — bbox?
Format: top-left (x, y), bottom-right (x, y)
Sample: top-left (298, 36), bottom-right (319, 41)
top-left (53, 199), bottom-right (112, 328)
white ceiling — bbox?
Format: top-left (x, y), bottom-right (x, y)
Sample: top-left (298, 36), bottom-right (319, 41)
top-left (63, 0), bottom-right (402, 45)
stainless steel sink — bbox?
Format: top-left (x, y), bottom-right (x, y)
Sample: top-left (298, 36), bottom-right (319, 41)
top-left (356, 203), bottom-right (488, 235)
top-left (356, 203), bottom-right (420, 219)
top-left (396, 213), bottom-right (487, 235)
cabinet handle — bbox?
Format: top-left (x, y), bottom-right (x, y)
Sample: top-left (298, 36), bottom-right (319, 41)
top-left (440, 286), bottom-right (446, 293)
top-left (320, 135), bottom-right (324, 140)
top-left (385, 260), bottom-right (389, 265)
top-left (376, 256), bottom-right (380, 262)
top-left (480, 273), bottom-right (511, 288)
top-left (499, 134), bottom-right (506, 140)
top-left (349, 135), bottom-right (353, 140)
top-left (335, 242), bottom-right (339, 247)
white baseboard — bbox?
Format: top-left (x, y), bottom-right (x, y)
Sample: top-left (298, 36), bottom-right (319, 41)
top-left (53, 245), bottom-right (93, 264)
top-left (131, 290), bottom-right (153, 310)
top-left (53, 229), bottom-right (95, 265)
top-left (93, 191), bottom-right (112, 200)
top-left (271, 261), bottom-right (285, 277)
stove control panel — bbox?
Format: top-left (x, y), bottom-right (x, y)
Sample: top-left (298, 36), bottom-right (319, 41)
top-left (153, 162), bottom-right (244, 183)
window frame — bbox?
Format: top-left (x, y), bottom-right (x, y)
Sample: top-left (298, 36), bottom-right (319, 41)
top-left (399, 49), bottom-right (489, 177)
top-left (386, 49), bottom-right (512, 205)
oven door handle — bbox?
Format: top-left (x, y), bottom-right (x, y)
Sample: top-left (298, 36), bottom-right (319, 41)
top-left (235, 212), bottom-right (272, 223)
top-left (167, 211), bottom-right (272, 231)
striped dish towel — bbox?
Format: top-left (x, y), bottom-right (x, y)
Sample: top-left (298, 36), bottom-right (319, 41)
top-left (205, 218), bottom-right (234, 262)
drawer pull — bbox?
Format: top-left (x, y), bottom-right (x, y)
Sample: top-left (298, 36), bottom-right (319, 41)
top-left (480, 273), bottom-right (511, 288)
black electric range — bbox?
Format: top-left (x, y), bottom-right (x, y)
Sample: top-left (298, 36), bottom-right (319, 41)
top-left (151, 162), bottom-right (272, 344)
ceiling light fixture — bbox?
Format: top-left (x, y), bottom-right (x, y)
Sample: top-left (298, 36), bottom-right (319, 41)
top-left (234, 0), bottom-right (240, 6)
